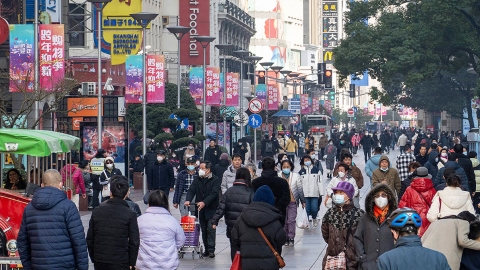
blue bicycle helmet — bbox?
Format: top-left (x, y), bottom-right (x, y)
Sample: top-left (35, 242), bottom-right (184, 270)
top-left (387, 207), bottom-right (422, 232)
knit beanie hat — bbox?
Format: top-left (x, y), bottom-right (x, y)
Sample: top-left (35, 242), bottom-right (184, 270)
top-left (220, 153), bottom-right (229, 160)
top-left (332, 181), bottom-right (355, 200)
top-left (253, 185), bottom-right (275, 206)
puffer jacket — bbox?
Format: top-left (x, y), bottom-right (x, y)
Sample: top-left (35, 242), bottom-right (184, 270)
top-left (278, 171), bottom-right (305, 205)
top-left (333, 163), bottom-right (364, 190)
top-left (322, 202), bottom-right (364, 269)
top-left (427, 186), bottom-right (475, 222)
top-left (354, 184), bottom-right (397, 270)
top-left (470, 158), bottom-right (480, 192)
top-left (231, 202), bottom-right (287, 270)
top-left (365, 154), bottom-right (382, 179)
top-left (214, 159), bottom-right (229, 179)
top-left (17, 187), bottom-right (88, 270)
top-left (372, 156), bottom-right (401, 196)
top-left (285, 138), bottom-right (298, 153)
top-left (434, 161), bottom-right (469, 191)
top-left (319, 136), bottom-right (329, 148)
top-left (211, 180), bottom-right (254, 238)
top-left (136, 207), bottom-right (185, 270)
top-left (398, 177), bottom-right (436, 236)
top-left (61, 164), bottom-right (86, 195)
top-left (173, 169), bottom-right (198, 205)
top-left (424, 151), bottom-right (439, 180)
top-left (298, 165), bottom-right (324, 197)
top-left (221, 164), bottom-right (243, 193)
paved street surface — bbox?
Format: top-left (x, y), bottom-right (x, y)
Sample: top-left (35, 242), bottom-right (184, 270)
top-left (80, 147), bottom-right (400, 269)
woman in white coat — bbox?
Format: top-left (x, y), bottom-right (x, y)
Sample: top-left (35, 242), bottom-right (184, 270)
top-left (278, 159), bottom-right (305, 246)
top-left (325, 162), bottom-right (359, 208)
top-left (298, 155), bottom-right (324, 227)
top-left (136, 190), bottom-right (185, 270)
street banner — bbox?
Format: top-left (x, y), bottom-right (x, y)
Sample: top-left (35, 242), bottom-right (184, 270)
top-left (301, 94), bottom-right (309, 114)
top-left (313, 99), bottom-right (319, 113)
top-left (220, 73), bottom-right (224, 104)
top-left (39, 24), bottom-right (65, 91)
top-left (226, 72), bottom-right (239, 106)
top-left (267, 84), bottom-right (279, 110)
top-left (324, 100), bottom-right (332, 114)
top-left (146, 54), bottom-right (165, 103)
top-left (125, 55), bottom-right (143, 103)
top-left (189, 67), bottom-right (203, 105)
top-left (255, 84), bottom-right (266, 108)
top-left (206, 67), bottom-right (221, 105)
top-left (9, 24), bottom-right (35, 92)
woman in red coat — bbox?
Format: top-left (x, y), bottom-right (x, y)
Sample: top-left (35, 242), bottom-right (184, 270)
top-left (398, 167), bottom-right (437, 236)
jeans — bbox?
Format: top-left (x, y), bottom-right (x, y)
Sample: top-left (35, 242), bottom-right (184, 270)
top-left (390, 140), bottom-right (396, 150)
top-left (199, 212), bottom-right (216, 253)
top-left (287, 153), bottom-right (295, 163)
top-left (305, 197), bottom-right (319, 219)
top-left (284, 202), bottom-right (297, 239)
top-left (364, 148), bottom-right (371, 162)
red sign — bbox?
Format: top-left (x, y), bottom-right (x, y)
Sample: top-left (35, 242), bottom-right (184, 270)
top-left (146, 54), bottom-right (165, 103)
top-left (267, 84), bottom-right (279, 110)
top-left (348, 108), bottom-right (354, 115)
top-left (0, 17), bottom-right (9, 44)
top-left (226, 73), bottom-right (239, 106)
top-left (39, 24), bottom-right (65, 91)
top-left (179, 0), bottom-right (210, 65)
top-left (206, 67), bottom-right (220, 105)
top-left (301, 94), bottom-right (309, 114)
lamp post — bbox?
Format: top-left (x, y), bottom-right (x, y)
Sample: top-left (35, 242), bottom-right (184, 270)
top-left (259, 62), bottom-right (273, 135)
top-left (269, 65), bottom-right (283, 133)
top-left (194, 36), bottom-right (216, 154)
top-left (244, 55), bottom-right (263, 166)
top-left (215, 44), bottom-right (235, 148)
top-left (88, 0), bottom-right (112, 147)
top-left (167, 26), bottom-right (191, 109)
top-left (130, 11), bottom-right (159, 195)
top-left (233, 50), bottom-right (250, 139)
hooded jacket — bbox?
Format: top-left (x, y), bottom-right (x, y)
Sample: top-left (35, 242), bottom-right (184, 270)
top-left (366, 154), bottom-right (382, 179)
top-left (18, 187), bottom-right (88, 270)
top-left (471, 158), bottom-right (480, 192)
top-left (214, 159), bottom-right (229, 179)
top-left (424, 151), bottom-right (439, 179)
top-left (426, 186), bottom-right (475, 222)
top-left (456, 153), bottom-right (475, 192)
top-left (372, 156), bottom-right (401, 195)
top-left (398, 177), bottom-right (437, 236)
top-left (298, 165), bottom-right (324, 197)
top-left (231, 202), bottom-right (287, 270)
top-left (354, 184), bottom-right (397, 270)
top-left (221, 164), bottom-right (244, 193)
top-left (434, 161), bottom-right (469, 191)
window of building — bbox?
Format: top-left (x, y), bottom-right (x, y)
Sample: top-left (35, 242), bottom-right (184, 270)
top-left (69, 4), bottom-right (86, 47)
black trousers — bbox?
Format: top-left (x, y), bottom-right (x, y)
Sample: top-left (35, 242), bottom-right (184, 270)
top-left (364, 148), bottom-right (371, 162)
top-left (199, 212), bottom-right (216, 253)
top-left (92, 189), bottom-right (101, 209)
top-left (94, 263), bottom-right (130, 270)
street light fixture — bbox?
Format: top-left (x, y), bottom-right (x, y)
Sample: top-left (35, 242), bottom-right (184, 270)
top-left (215, 44), bottom-right (235, 148)
top-left (194, 36), bottom-right (216, 153)
top-left (88, 0), bottom-right (112, 149)
top-left (233, 49), bottom-right (250, 139)
top-left (244, 55), bottom-right (263, 165)
top-left (167, 26), bottom-right (191, 109)
top-left (130, 11), bottom-right (159, 195)
top-left (259, 62), bottom-right (274, 134)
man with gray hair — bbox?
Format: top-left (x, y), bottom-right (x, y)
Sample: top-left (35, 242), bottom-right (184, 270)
top-left (17, 169), bottom-right (88, 270)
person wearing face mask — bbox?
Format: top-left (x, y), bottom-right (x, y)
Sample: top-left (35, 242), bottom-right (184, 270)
top-left (99, 156), bottom-right (123, 202)
top-left (434, 153), bottom-right (469, 191)
top-left (437, 149), bottom-right (449, 169)
top-left (326, 163), bottom-right (359, 208)
top-left (318, 133), bottom-right (329, 160)
top-left (321, 182), bottom-right (364, 269)
top-left (354, 184), bottom-right (397, 270)
top-left (372, 156), bottom-right (401, 199)
top-left (173, 156), bottom-right (199, 217)
top-left (333, 152), bottom-right (363, 207)
top-left (325, 139), bottom-right (337, 179)
top-left (360, 131), bottom-right (375, 163)
top-left (299, 155), bottom-right (323, 226)
top-left (182, 141), bottom-right (200, 170)
top-left (453, 144), bottom-right (475, 193)
top-left (398, 167), bottom-right (437, 236)
top-left (184, 161), bottom-right (221, 258)
top-left (148, 150), bottom-right (175, 198)
top-left (423, 146), bottom-right (440, 180)
top-left (308, 149), bottom-right (324, 175)
top-left (351, 132), bottom-right (361, 156)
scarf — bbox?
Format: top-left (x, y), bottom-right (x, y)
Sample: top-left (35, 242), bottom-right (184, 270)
top-left (373, 205), bottom-right (390, 224)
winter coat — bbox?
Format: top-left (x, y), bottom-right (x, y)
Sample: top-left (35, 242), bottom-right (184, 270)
top-left (397, 134), bottom-right (408, 146)
top-left (99, 168), bottom-right (122, 186)
top-left (221, 164), bottom-right (244, 193)
top-left (277, 171), bottom-right (305, 205)
top-left (326, 176), bottom-right (359, 198)
top-left (186, 173), bottom-right (221, 219)
top-left (252, 170), bottom-right (291, 225)
top-left (415, 154), bottom-right (428, 166)
top-left (424, 151), bottom-right (439, 180)
top-left (17, 187), bottom-right (88, 270)
top-left (148, 160), bottom-right (175, 190)
top-left (333, 163), bottom-right (364, 190)
top-left (354, 184), bottom-right (397, 270)
top-left (422, 218), bottom-right (480, 270)
top-left (398, 177), bottom-right (437, 236)
top-left (211, 180), bottom-right (254, 238)
top-left (231, 202), bottom-right (287, 270)
top-left (395, 151), bottom-right (416, 181)
top-left (325, 144), bottom-right (337, 170)
top-left (351, 135), bottom-right (361, 147)
top-left (377, 235), bottom-right (451, 270)
top-left (204, 145), bottom-right (221, 166)
top-left (298, 165), bottom-right (324, 197)
top-left (427, 186), bottom-right (475, 222)
top-left (366, 154), bottom-right (382, 179)
top-left (372, 156), bottom-right (401, 196)
top-left (471, 158), bottom-right (480, 192)
top-left (125, 197), bottom-right (142, 217)
top-left (434, 161), bottom-right (469, 191)
top-left (144, 151), bottom-right (158, 176)
top-left (285, 138), bottom-right (298, 153)
top-left (461, 248), bottom-right (480, 270)
top-left (319, 136), bottom-right (329, 148)
top-left (173, 169), bottom-right (198, 205)
top-left (261, 138), bottom-right (276, 156)
top-left (136, 207), bottom-right (185, 270)
top-left (456, 153), bottom-right (476, 192)
top-left (129, 159), bottom-right (145, 173)
top-left (61, 164), bottom-right (86, 195)
top-left (277, 137), bottom-right (287, 153)
top-left (398, 172), bottom-right (415, 200)
top-left (360, 135), bottom-right (375, 150)
top-left (322, 202), bottom-right (364, 269)
top-left (86, 198), bottom-right (140, 267)
top-left (214, 159), bottom-right (230, 180)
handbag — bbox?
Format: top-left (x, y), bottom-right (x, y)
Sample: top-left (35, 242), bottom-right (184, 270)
top-left (324, 209), bottom-right (355, 270)
top-left (230, 251), bottom-right (241, 270)
top-left (143, 190), bottom-right (151, 205)
top-left (257, 228), bottom-right (286, 268)
top-left (102, 171), bottom-right (111, 198)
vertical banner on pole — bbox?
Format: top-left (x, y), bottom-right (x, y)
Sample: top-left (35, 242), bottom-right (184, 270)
top-left (39, 24), bottom-right (65, 91)
top-left (206, 67), bottom-right (221, 105)
top-left (255, 84), bottom-right (266, 108)
top-left (313, 99), bottom-right (319, 113)
top-left (267, 84), bottom-right (279, 110)
top-left (226, 72), bottom-right (239, 106)
top-left (301, 94), bottom-right (309, 114)
top-left (189, 67), bottom-right (203, 105)
top-left (9, 24), bottom-right (35, 92)
top-left (125, 55), bottom-right (144, 103)
top-left (220, 73), bottom-right (224, 104)
top-left (146, 54), bottom-right (165, 103)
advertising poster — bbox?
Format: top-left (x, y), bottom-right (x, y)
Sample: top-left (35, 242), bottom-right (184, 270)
top-left (255, 84), bottom-right (266, 108)
top-left (226, 73), bottom-right (239, 106)
top-left (301, 94), bottom-right (309, 114)
top-left (146, 54), bottom-right (165, 103)
top-left (324, 100), bottom-right (332, 114)
top-left (267, 84), bottom-right (279, 110)
top-left (220, 73), bottom-right (224, 104)
top-left (205, 122), bottom-right (231, 149)
top-left (125, 55), bottom-right (143, 103)
top-left (189, 67), bottom-right (204, 105)
top-left (9, 24), bottom-right (34, 92)
top-left (39, 24), bottom-right (65, 91)
top-left (206, 67), bottom-right (221, 105)
top-left (313, 99), bottom-right (319, 113)
top-left (179, 0), bottom-right (210, 65)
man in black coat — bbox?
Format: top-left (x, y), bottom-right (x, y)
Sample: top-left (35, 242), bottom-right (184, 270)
top-left (261, 134), bottom-right (275, 158)
top-left (360, 132), bottom-right (375, 162)
top-left (143, 145), bottom-right (158, 178)
top-left (87, 176), bottom-right (139, 270)
top-left (454, 144), bottom-right (475, 192)
top-left (251, 157), bottom-right (290, 225)
top-left (148, 150), bottom-right (175, 197)
top-left (185, 161), bottom-right (221, 258)
top-left (204, 139), bottom-right (221, 167)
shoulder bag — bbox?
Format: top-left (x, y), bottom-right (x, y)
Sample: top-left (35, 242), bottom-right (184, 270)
top-left (257, 228), bottom-right (286, 268)
top-left (102, 171), bottom-right (111, 197)
top-left (325, 210), bottom-right (355, 270)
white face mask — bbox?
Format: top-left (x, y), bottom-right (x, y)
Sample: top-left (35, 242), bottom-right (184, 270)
top-left (338, 171), bottom-right (345, 178)
top-left (375, 197), bottom-right (388, 209)
top-left (196, 161), bottom-right (200, 166)
top-left (198, 169), bottom-right (206, 177)
top-left (188, 146), bottom-right (194, 150)
top-left (157, 156), bottom-right (164, 162)
top-left (106, 164), bottom-right (113, 169)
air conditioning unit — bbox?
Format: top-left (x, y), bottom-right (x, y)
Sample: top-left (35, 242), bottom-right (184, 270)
top-left (81, 82), bottom-right (96, 95)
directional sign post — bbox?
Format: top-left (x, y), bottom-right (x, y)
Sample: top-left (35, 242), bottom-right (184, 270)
top-left (248, 114), bottom-right (262, 129)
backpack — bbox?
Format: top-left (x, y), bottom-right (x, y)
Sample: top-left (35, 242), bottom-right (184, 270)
top-left (265, 141), bottom-right (273, 153)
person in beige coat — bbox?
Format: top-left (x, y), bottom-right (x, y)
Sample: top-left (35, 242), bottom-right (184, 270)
top-left (372, 155), bottom-right (401, 198)
top-left (427, 175), bottom-right (475, 223)
top-left (422, 211), bottom-right (480, 270)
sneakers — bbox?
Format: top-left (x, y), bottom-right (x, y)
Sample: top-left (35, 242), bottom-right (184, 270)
top-left (284, 240), bottom-right (290, 246)
top-left (289, 239), bottom-right (294, 246)
top-left (202, 251), bottom-right (210, 257)
top-left (208, 253), bottom-right (215, 258)
top-left (308, 215), bottom-right (313, 222)
top-left (313, 220), bottom-right (319, 227)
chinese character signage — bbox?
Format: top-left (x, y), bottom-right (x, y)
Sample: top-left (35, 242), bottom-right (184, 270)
top-left (322, 1), bottom-right (338, 16)
top-left (313, 99), bottom-right (320, 113)
top-left (255, 84), bottom-right (266, 108)
top-left (9, 24), bottom-right (34, 92)
top-left (206, 67), bottom-right (220, 105)
top-left (189, 67), bottom-right (204, 105)
top-left (146, 54), bottom-right (165, 103)
top-left (39, 24), bottom-right (65, 91)
top-left (324, 100), bottom-right (332, 114)
top-left (125, 55), bottom-right (143, 103)
top-left (226, 73), bottom-right (239, 106)
top-left (301, 94), bottom-right (309, 114)
top-left (268, 84), bottom-right (279, 110)
top-left (322, 0), bottom-right (338, 49)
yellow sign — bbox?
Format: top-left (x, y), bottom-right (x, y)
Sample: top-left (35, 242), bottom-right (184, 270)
top-left (324, 50), bottom-right (333, 62)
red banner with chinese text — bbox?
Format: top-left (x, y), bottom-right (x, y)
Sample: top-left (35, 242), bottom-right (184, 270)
top-left (206, 67), bottom-right (220, 105)
top-left (301, 94), bottom-right (309, 114)
top-left (226, 73), bottom-right (239, 106)
top-left (146, 54), bottom-right (165, 103)
top-left (267, 84), bottom-right (279, 110)
top-left (39, 24), bottom-right (65, 91)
